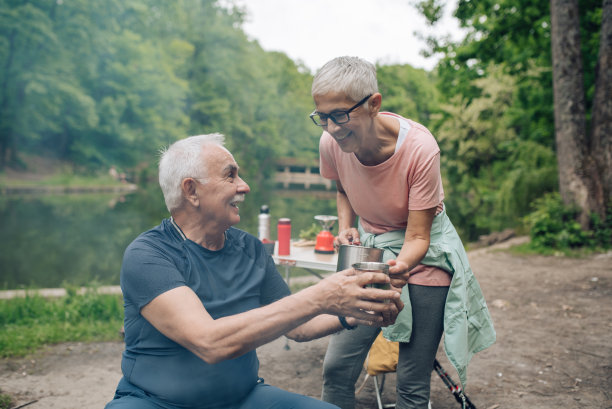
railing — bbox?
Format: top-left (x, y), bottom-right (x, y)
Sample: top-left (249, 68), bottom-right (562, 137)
top-left (274, 164), bottom-right (334, 190)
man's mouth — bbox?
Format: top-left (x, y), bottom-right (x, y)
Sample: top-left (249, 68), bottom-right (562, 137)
top-left (230, 195), bottom-right (245, 208)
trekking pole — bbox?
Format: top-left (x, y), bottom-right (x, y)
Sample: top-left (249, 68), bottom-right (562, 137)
top-left (433, 359), bottom-right (477, 409)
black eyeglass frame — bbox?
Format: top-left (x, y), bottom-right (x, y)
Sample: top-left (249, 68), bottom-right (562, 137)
top-left (309, 94), bottom-right (372, 127)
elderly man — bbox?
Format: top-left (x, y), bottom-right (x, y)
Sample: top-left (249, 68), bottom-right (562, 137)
top-left (105, 133), bottom-right (402, 409)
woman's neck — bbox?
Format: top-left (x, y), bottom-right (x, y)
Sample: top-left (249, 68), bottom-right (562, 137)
top-left (355, 114), bottom-right (400, 166)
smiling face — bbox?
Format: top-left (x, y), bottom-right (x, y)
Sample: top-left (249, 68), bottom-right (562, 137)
top-left (313, 92), bottom-right (375, 154)
top-left (195, 144), bottom-right (250, 230)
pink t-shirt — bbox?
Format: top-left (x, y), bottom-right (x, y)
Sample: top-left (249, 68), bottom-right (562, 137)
top-left (319, 113), bottom-right (451, 286)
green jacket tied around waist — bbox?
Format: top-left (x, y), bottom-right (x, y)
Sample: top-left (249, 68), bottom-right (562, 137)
top-left (359, 206), bottom-right (496, 386)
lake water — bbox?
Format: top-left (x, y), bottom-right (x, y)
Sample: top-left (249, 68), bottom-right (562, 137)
top-left (0, 185), bottom-right (337, 290)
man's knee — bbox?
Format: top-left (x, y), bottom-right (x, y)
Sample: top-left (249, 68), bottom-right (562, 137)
top-left (105, 396), bottom-right (161, 409)
top-left (241, 383), bottom-right (339, 409)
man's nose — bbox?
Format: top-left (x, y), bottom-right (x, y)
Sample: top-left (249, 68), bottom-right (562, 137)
top-left (237, 176), bottom-right (250, 193)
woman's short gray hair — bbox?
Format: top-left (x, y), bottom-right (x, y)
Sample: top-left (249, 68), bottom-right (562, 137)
top-left (311, 56), bottom-right (379, 103)
top-left (158, 133), bottom-right (226, 212)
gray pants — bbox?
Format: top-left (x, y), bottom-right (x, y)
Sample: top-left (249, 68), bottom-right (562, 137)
top-left (321, 285), bottom-right (448, 409)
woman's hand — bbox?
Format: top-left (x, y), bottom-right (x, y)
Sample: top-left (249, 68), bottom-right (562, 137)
top-left (386, 259), bottom-right (411, 289)
top-left (335, 228), bottom-right (361, 247)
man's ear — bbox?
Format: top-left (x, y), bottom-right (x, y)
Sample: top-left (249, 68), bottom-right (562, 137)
top-left (181, 178), bottom-right (199, 207)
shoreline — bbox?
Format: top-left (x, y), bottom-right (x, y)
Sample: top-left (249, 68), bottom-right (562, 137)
top-left (0, 183), bottom-right (138, 195)
top-left (0, 285), bottom-right (124, 300)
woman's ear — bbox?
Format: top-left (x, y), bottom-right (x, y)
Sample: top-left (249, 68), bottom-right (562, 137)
top-left (368, 93), bottom-right (383, 116)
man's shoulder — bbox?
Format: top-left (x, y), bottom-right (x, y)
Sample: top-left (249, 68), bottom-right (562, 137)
top-left (125, 220), bottom-right (179, 254)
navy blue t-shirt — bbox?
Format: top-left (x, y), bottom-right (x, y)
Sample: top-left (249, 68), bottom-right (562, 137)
top-left (119, 219), bottom-right (291, 408)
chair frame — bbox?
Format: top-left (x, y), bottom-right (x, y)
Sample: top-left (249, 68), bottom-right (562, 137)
top-left (372, 373), bottom-right (396, 409)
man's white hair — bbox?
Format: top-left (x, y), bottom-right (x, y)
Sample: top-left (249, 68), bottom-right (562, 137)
top-left (311, 56), bottom-right (379, 104)
top-left (158, 133), bottom-right (226, 212)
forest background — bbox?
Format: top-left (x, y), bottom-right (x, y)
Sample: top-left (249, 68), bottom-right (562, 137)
top-left (0, 0), bottom-right (610, 244)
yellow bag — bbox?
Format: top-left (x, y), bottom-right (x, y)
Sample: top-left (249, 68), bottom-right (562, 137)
top-left (364, 332), bottom-right (399, 376)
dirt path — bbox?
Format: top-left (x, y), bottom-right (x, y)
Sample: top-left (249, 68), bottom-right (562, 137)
top-left (1, 238), bottom-right (611, 409)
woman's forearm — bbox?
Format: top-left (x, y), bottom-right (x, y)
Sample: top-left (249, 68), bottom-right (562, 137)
top-left (336, 189), bottom-right (355, 231)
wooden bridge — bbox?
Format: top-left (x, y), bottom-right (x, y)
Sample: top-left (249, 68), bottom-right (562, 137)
top-left (274, 158), bottom-right (335, 190)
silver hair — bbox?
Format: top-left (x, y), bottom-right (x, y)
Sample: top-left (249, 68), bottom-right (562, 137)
top-left (158, 133), bottom-right (226, 212)
top-left (311, 56), bottom-right (379, 104)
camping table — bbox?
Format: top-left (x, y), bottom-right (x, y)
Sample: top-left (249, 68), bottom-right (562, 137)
top-left (272, 242), bottom-right (338, 287)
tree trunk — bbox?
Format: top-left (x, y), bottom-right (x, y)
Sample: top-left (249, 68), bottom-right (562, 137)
top-left (550, 0), bottom-right (592, 227)
top-left (590, 0), bottom-right (612, 213)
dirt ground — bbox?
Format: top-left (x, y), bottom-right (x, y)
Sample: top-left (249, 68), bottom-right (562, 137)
top-left (1, 237), bottom-right (611, 409)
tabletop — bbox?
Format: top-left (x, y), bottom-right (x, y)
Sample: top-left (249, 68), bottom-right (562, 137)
top-left (272, 242), bottom-right (338, 272)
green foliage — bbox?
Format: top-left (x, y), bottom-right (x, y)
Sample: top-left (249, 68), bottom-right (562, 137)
top-left (299, 223), bottom-right (321, 240)
top-left (414, 0), bottom-right (444, 24)
top-left (424, 0), bottom-right (601, 159)
top-left (377, 64), bottom-right (439, 126)
top-left (0, 289), bottom-right (124, 358)
top-left (0, 392), bottom-right (12, 409)
top-left (524, 193), bottom-right (612, 254)
top-left (2, 0), bottom-right (604, 250)
top-left (0, 0), bottom-right (317, 178)
top-left (435, 65), bottom-right (557, 240)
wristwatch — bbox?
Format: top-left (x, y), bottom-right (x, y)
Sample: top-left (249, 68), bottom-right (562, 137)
top-left (338, 316), bottom-right (356, 330)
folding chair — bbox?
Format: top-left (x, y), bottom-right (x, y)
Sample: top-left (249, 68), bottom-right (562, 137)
top-left (356, 332), bottom-right (398, 409)
top-left (358, 332), bottom-right (479, 409)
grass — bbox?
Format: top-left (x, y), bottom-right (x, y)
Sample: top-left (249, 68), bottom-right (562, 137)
top-left (0, 392), bottom-right (12, 409)
top-left (0, 288), bottom-right (124, 358)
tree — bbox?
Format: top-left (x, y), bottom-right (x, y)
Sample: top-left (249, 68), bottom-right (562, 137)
top-left (589, 0), bottom-right (612, 214)
top-left (0, 0), bottom-right (190, 171)
top-left (416, 0), bottom-right (609, 230)
top-left (550, 0), bottom-right (611, 226)
top-left (377, 64), bottom-right (439, 126)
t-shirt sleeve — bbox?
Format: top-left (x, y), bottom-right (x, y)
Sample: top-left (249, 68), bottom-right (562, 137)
top-left (319, 133), bottom-right (339, 180)
top-left (120, 239), bottom-right (187, 310)
top-left (408, 151), bottom-right (442, 210)
top-left (259, 255), bottom-right (291, 305)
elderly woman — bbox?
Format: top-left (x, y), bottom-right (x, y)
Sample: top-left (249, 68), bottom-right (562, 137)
top-left (310, 56), bottom-right (496, 409)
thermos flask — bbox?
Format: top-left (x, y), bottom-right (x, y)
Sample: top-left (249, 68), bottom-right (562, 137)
top-left (277, 218), bottom-right (291, 255)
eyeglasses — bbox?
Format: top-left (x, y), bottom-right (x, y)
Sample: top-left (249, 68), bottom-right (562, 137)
top-left (309, 94), bottom-right (372, 127)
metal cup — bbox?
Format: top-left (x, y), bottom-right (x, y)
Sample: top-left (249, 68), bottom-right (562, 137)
top-left (337, 245), bottom-right (383, 271)
top-left (352, 261), bottom-right (391, 298)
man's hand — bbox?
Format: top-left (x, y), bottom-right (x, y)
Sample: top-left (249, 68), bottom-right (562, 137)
top-left (318, 268), bottom-right (402, 325)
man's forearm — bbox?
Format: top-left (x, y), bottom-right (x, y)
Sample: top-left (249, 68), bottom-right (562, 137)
top-left (190, 284), bottom-right (328, 363)
top-left (285, 314), bottom-right (344, 342)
